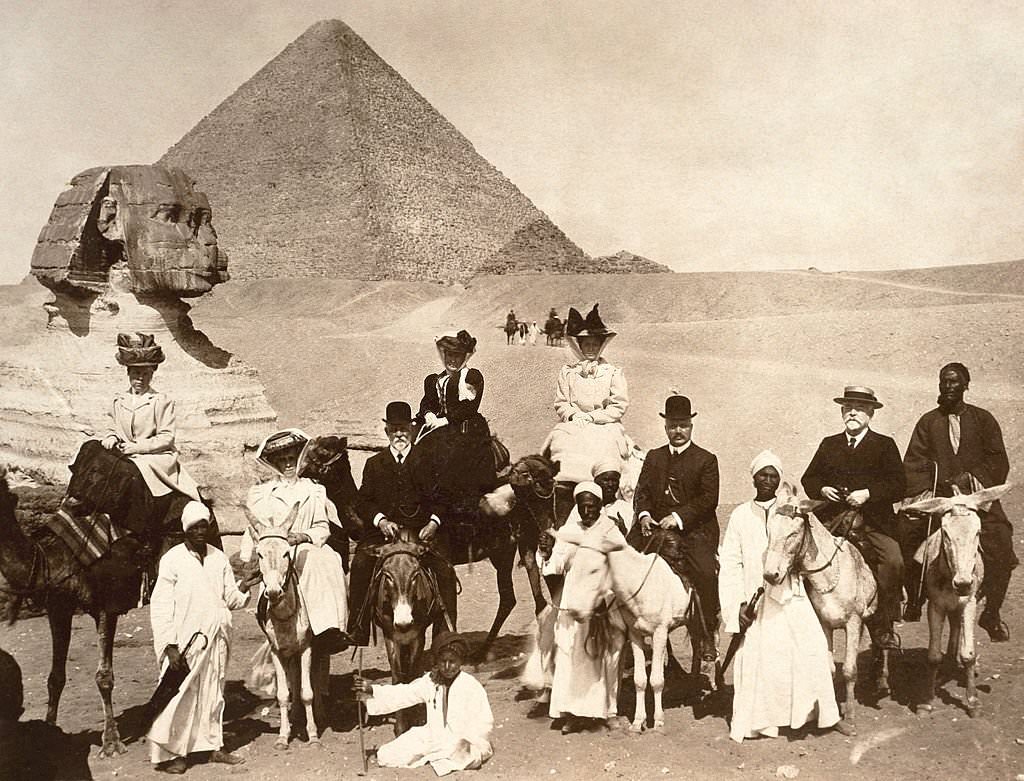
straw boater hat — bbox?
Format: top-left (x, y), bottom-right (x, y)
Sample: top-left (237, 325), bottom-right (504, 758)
top-left (832, 385), bottom-right (883, 409)
top-left (115, 333), bottom-right (165, 366)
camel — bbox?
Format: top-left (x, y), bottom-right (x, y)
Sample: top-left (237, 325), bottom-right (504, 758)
top-left (904, 483), bottom-right (1011, 717)
top-left (0, 463), bottom-right (213, 757)
top-left (556, 522), bottom-right (702, 732)
top-left (248, 503), bottom-right (328, 748)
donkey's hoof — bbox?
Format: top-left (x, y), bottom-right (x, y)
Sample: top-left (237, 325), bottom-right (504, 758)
top-left (966, 699), bottom-right (981, 718)
top-left (308, 738), bottom-right (324, 749)
top-left (274, 738), bottom-right (289, 751)
top-left (99, 740), bottom-right (127, 757)
top-left (651, 720), bottom-right (666, 734)
top-left (833, 719), bottom-right (856, 737)
top-left (629, 721), bottom-right (644, 734)
top-left (915, 704), bottom-right (934, 717)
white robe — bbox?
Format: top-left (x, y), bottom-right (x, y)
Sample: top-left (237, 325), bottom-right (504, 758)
top-left (719, 499), bottom-right (839, 742)
top-left (242, 478), bottom-right (348, 634)
top-left (148, 544), bottom-right (249, 763)
top-left (542, 513), bottom-right (626, 720)
top-left (365, 671), bottom-right (494, 776)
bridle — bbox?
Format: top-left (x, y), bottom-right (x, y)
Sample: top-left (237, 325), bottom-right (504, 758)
top-left (788, 513), bottom-right (845, 593)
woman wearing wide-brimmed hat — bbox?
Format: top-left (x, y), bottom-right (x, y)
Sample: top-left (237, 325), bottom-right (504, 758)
top-left (543, 304), bottom-right (630, 487)
top-left (414, 329), bottom-right (497, 515)
top-left (92, 333), bottom-right (202, 503)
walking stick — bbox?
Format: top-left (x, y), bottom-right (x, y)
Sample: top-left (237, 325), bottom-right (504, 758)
top-left (357, 647), bottom-right (368, 775)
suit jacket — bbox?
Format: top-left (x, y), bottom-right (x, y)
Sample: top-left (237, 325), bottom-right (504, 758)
top-left (356, 448), bottom-right (435, 530)
top-left (634, 443), bottom-right (719, 538)
top-left (416, 368), bottom-right (485, 427)
top-left (903, 403), bottom-right (1009, 524)
top-left (801, 429), bottom-right (905, 534)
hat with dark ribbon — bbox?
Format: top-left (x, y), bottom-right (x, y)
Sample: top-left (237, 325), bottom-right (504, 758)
top-left (255, 428), bottom-right (310, 470)
top-left (435, 330), bottom-right (477, 355)
top-left (660, 395), bottom-right (696, 419)
top-left (565, 304), bottom-right (615, 338)
top-left (383, 401), bottom-right (413, 424)
top-left (832, 385), bottom-right (883, 409)
top-left (115, 332), bottom-right (165, 366)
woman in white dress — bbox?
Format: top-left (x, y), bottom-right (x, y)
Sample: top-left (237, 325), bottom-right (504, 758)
top-left (719, 450), bottom-right (850, 742)
top-left (544, 305), bottom-right (629, 487)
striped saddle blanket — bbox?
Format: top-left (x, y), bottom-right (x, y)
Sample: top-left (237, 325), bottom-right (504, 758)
top-left (46, 507), bottom-right (125, 568)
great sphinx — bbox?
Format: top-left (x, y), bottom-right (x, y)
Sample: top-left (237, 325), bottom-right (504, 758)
top-left (1, 165), bottom-right (275, 523)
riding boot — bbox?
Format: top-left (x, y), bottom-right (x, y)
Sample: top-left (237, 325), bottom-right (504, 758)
top-left (434, 564), bottom-right (459, 631)
top-left (903, 559), bottom-right (924, 621)
top-left (346, 550), bottom-right (375, 645)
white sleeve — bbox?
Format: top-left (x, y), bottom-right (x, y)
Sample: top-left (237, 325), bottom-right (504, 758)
top-left (718, 511), bottom-right (745, 635)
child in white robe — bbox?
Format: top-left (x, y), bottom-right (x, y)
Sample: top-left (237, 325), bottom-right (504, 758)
top-left (354, 632), bottom-right (493, 776)
top-left (719, 451), bottom-right (847, 742)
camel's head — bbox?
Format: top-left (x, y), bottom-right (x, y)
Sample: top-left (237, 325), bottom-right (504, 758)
top-left (509, 455), bottom-right (558, 500)
top-left (298, 435), bottom-right (349, 481)
top-left (906, 484), bottom-right (1011, 596)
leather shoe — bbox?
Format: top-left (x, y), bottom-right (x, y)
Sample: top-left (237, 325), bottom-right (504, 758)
top-left (209, 750), bottom-right (244, 765)
top-left (155, 757), bottom-right (187, 774)
top-left (979, 613), bottom-right (1010, 642)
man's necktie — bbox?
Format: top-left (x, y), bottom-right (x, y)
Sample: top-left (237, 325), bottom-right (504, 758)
top-left (847, 438), bottom-right (856, 451)
top-left (948, 414), bottom-right (961, 455)
top-left (396, 452), bottom-right (404, 465)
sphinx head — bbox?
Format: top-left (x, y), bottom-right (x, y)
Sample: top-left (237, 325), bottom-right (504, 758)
top-left (31, 165), bottom-right (228, 297)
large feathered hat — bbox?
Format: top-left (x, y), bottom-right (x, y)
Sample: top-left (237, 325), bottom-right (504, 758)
top-left (565, 304), bottom-right (615, 338)
top-left (435, 329), bottom-right (477, 354)
top-left (115, 333), bottom-right (165, 366)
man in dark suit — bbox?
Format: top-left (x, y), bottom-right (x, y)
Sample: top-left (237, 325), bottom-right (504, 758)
top-left (901, 362), bottom-right (1016, 639)
top-left (634, 395), bottom-right (720, 658)
top-left (802, 386), bottom-right (906, 650)
top-left (346, 401), bottom-right (457, 646)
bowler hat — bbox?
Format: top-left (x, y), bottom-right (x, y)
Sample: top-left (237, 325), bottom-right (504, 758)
top-left (660, 395), bottom-right (696, 419)
top-left (383, 401), bottom-right (413, 424)
top-left (832, 385), bottom-right (883, 409)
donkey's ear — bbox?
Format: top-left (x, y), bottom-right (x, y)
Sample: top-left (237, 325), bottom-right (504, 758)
top-left (967, 482), bottom-right (1012, 509)
top-left (905, 496), bottom-right (953, 515)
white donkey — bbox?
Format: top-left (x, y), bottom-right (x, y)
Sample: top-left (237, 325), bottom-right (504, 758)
top-left (557, 523), bottom-right (698, 732)
top-left (904, 483), bottom-right (1011, 717)
top-left (762, 484), bottom-right (878, 735)
top-left (247, 503), bottom-right (329, 749)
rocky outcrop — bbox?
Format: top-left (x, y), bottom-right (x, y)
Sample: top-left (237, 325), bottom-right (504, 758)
top-left (159, 19), bottom-right (589, 282)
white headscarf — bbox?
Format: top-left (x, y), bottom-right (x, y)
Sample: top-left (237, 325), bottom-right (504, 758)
top-left (749, 450), bottom-right (783, 479)
top-left (180, 500), bottom-right (210, 530)
top-left (574, 481), bottom-right (603, 500)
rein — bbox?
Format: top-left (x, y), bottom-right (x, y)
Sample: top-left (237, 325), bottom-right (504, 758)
top-left (794, 515), bottom-right (846, 592)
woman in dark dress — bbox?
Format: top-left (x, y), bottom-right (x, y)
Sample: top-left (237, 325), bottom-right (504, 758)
top-left (414, 329), bottom-right (496, 516)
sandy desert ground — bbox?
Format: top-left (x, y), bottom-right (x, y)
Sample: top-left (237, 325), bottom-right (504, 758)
top-left (2, 264), bottom-right (1024, 779)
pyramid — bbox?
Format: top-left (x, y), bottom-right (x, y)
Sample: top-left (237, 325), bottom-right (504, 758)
top-left (160, 19), bottom-right (590, 282)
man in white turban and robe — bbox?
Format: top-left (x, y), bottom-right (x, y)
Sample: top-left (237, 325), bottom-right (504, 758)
top-left (539, 481), bottom-right (627, 734)
top-left (149, 501), bottom-right (260, 773)
top-left (719, 451), bottom-right (848, 742)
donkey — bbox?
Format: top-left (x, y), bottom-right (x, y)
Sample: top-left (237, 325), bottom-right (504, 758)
top-left (369, 528), bottom-right (445, 736)
top-left (248, 503), bottom-right (327, 749)
top-left (904, 483), bottom-right (1011, 717)
top-left (556, 522), bottom-right (701, 732)
top-left (762, 484), bottom-right (879, 735)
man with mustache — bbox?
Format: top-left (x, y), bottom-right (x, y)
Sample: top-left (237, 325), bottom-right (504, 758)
top-left (901, 363), bottom-right (1015, 640)
top-left (802, 386), bottom-right (906, 651)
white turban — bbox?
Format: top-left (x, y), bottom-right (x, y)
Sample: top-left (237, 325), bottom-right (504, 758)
top-left (574, 481), bottom-right (603, 500)
top-left (750, 450), bottom-right (783, 479)
top-left (591, 455), bottom-right (622, 477)
top-left (181, 500), bottom-right (211, 531)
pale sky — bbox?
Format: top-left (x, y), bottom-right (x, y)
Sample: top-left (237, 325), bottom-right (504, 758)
top-left (1, 0), bottom-right (1022, 284)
